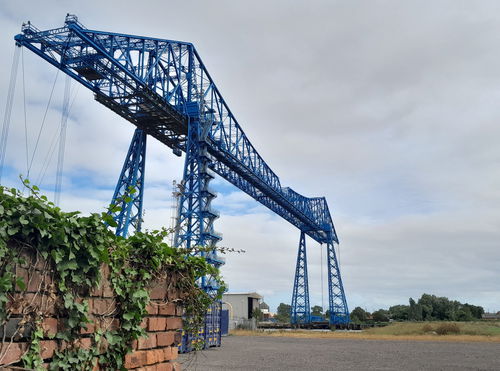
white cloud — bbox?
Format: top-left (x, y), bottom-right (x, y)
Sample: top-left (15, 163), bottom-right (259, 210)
top-left (1, 1), bottom-right (499, 313)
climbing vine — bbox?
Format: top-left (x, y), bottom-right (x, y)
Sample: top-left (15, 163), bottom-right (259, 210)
top-left (0, 180), bottom-right (226, 370)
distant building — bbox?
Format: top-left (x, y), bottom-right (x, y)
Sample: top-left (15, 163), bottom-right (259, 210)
top-left (222, 292), bottom-right (262, 320)
top-left (259, 301), bottom-right (270, 320)
top-left (222, 292), bottom-right (263, 330)
top-left (482, 312), bottom-right (500, 320)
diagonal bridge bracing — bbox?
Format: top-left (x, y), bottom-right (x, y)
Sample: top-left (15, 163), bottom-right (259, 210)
top-left (14, 14), bottom-right (349, 338)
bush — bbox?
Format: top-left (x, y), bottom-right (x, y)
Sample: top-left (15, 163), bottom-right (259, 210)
top-left (435, 323), bottom-right (461, 335)
top-left (421, 323), bottom-right (434, 333)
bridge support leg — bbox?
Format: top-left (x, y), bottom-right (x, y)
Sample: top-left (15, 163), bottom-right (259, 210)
top-left (326, 242), bottom-right (350, 325)
top-left (291, 231), bottom-right (311, 326)
top-left (109, 128), bottom-right (147, 237)
top-left (175, 116), bottom-right (223, 352)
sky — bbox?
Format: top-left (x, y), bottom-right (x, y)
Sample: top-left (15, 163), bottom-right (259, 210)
top-left (0, 1), bottom-right (499, 314)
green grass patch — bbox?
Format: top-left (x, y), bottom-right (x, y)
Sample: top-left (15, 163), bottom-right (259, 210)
top-left (365, 321), bottom-right (500, 337)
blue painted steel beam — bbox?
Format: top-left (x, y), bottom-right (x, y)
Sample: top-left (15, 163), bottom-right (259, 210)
top-left (327, 243), bottom-right (350, 325)
top-left (109, 128), bottom-right (146, 237)
top-left (291, 232), bottom-right (311, 325)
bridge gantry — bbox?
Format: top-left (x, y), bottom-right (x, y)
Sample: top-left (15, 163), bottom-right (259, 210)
top-left (13, 14), bottom-right (350, 347)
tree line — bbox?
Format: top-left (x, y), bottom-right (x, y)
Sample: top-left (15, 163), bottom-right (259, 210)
top-left (274, 293), bottom-right (484, 323)
top-left (351, 293), bottom-right (484, 323)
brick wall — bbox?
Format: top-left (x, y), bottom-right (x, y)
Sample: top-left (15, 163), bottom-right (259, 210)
top-left (0, 248), bottom-right (183, 370)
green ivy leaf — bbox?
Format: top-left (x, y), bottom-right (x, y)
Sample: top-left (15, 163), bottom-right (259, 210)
top-left (16, 277), bottom-right (26, 291)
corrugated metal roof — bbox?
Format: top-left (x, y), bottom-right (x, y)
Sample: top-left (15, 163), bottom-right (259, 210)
top-left (223, 292), bottom-right (262, 299)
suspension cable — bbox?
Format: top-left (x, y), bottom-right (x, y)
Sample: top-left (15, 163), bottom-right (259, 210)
top-left (36, 131), bottom-right (59, 187)
top-left (21, 47), bottom-right (29, 177)
top-left (36, 82), bottom-right (80, 187)
top-left (0, 46), bottom-right (21, 183)
top-left (54, 75), bottom-right (71, 206)
top-left (337, 243), bottom-right (341, 267)
top-left (28, 67), bottom-right (60, 174)
top-left (321, 243), bottom-right (324, 314)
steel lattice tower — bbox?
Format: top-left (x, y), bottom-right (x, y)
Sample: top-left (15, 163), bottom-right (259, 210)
top-left (327, 242), bottom-right (350, 324)
top-left (291, 232), bottom-right (311, 325)
top-left (109, 128), bottom-right (147, 237)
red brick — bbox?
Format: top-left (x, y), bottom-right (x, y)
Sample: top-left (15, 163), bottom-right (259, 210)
top-left (157, 362), bottom-right (174, 371)
top-left (22, 293), bottom-right (57, 315)
top-left (145, 349), bottom-right (159, 365)
top-left (6, 294), bottom-right (23, 314)
top-left (41, 273), bottom-right (54, 292)
top-left (98, 337), bottom-right (109, 355)
top-left (101, 264), bottom-right (110, 281)
top-left (27, 271), bottom-right (45, 292)
top-left (92, 358), bottom-right (100, 371)
top-left (167, 288), bottom-right (180, 301)
top-left (148, 317), bottom-right (167, 331)
top-left (89, 284), bottom-right (103, 297)
top-left (41, 317), bottom-right (58, 336)
top-left (157, 332), bottom-right (175, 347)
top-left (15, 266), bottom-right (29, 291)
top-left (40, 340), bottom-right (57, 359)
top-left (131, 339), bottom-right (138, 350)
top-left (150, 285), bottom-right (167, 300)
top-left (79, 337), bottom-right (92, 350)
top-left (92, 298), bottom-right (115, 315)
top-left (158, 303), bottom-right (176, 316)
top-left (166, 317), bottom-right (182, 330)
top-left (102, 281), bottom-right (113, 298)
top-left (171, 347), bottom-right (178, 360)
top-left (156, 348), bottom-right (166, 363)
top-left (0, 342), bottom-right (27, 364)
top-left (34, 254), bottom-right (48, 270)
top-left (87, 300), bottom-right (94, 314)
top-left (124, 350), bottom-right (146, 369)
top-left (138, 333), bottom-right (157, 349)
top-left (163, 346), bottom-right (176, 361)
top-left (80, 322), bottom-right (95, 334)
top-left (97, 317), bottom-right (119, 332)
top-left (172, 361), bottom-right (181, 371)
top-left (111, 319), bottom-right (120, 330)
top-left (146, 302), bottom-right (158, 315)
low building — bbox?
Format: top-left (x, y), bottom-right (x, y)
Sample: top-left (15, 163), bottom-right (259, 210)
top-left (222, 292), bottom-right (263, 330)
top-left (482, 312), bottom-right (500, 320)
top-left (259, 301), bottom-right (270, 320)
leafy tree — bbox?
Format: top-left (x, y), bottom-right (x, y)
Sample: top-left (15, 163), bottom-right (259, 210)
top-left (418, 294), bottom-right (435, 320)
top-left (389, 305), bottom-right (409, 321)
top-left (275, 303), bottom-right (291, 323)
top-left (408, 298), bottom-right (423, 321)
top-left (457, 306), bottom-right (473, 321)
top-left (311, 305), bottom-right (323, 316)
top-left (407, 294), bottom-right (484, 322)
top-left (463, 303), bottom-right (484, 320)
top-left (350, 307), bottom-right (370, 323)
top-left (252, 308), bottom-right (264, 321)
top-left (372, 309), bottom-right (389, 322)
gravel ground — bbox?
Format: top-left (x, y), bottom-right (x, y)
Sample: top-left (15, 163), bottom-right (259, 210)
top-left (179, 335), bottom-right (500, 371)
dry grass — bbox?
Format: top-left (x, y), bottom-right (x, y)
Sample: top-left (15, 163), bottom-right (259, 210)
top-left (231, 321), bottom-right (500, 343)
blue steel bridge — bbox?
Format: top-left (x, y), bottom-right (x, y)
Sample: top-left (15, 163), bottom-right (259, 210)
top-left (12, 14), bottom-right (349, 348)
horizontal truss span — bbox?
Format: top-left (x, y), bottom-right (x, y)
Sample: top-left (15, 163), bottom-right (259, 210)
top-left (14, 16), bottom-right (338, 244)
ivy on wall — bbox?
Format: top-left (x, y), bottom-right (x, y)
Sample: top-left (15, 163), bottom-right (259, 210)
top-left (0, 180), bottom-right (226, 370)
